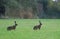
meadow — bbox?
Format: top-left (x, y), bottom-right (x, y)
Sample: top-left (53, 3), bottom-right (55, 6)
top-left (0, 19), bottom-right (60, 39)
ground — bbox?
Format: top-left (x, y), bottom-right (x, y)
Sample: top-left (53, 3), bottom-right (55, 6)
top-left (0, 19), bottom-right (60, 39)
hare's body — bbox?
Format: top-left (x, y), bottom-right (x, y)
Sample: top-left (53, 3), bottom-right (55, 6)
top-left (33, 21), bottom-right (42, 30)
top-left (7, 25), bottom-right (16, 30)
top-left (7, 21), bottom-right (17, 31)
top-left (33, 25), bottom-right (41, 30)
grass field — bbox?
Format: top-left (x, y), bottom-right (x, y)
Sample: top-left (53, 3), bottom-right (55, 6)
top-left (0, 19), bottom-right (60, 39)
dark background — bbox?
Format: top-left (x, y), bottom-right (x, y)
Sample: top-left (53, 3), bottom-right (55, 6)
top-left (0, 0), bottom-right (60, 19)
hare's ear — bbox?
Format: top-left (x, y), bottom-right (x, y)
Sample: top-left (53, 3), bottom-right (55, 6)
top-left (39, 21), bottom-right (42, 24)
top-left (14, 21), bottom-right (16, 24)
top-left (39, 21), bottom-right (41, 23)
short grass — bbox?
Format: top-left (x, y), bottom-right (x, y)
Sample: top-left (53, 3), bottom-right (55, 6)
top-left (0, 19), bottom-right (60, 39)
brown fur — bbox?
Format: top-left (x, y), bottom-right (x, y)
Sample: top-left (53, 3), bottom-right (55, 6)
top-left (33, 21), bottom-right (42, 30)
top-left (7, 21), bottom-right (18, 31)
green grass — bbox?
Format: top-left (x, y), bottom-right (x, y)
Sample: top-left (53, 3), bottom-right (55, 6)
top-left (0, 19), bottom-right (60, 39)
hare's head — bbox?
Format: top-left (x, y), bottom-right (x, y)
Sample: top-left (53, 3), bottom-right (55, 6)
top-left (15, 24), bottom-right (18, 26)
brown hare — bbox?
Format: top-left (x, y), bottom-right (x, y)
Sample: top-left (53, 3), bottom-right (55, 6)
top-left (33, 21), bottom-right (42, 30)
top-left (7, 21), bottom-right (18, 31)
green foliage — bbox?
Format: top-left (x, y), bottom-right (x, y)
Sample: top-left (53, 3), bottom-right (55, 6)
top-left (0, 0), bottom-right (60, 18)
top-left (45, 0), bottom-right (60, 18)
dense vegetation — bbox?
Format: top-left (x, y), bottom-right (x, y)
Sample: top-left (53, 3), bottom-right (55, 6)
top-left (0, 0), bottom-right (60, 18)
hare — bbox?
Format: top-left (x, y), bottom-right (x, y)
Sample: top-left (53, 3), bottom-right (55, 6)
top-left (33, 21), bottom-right (42, 30)
top-left (7, 21), bottom-right (18, 31)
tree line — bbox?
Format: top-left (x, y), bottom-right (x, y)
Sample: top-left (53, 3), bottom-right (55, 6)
top-left (0, 0), bottom-right (60, 19)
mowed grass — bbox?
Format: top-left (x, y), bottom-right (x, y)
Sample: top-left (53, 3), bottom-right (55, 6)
top-left (0, 19), bottom-right (60, 39)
